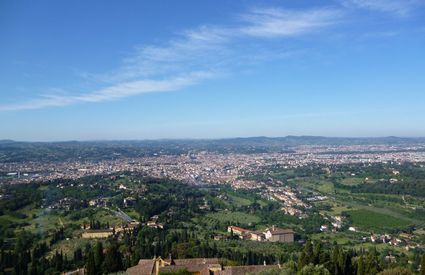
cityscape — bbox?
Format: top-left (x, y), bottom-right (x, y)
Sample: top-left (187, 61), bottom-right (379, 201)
top-left (3, 143), bottom-right (425, 186)
top-left (1, 139), bottom-right (425, 274)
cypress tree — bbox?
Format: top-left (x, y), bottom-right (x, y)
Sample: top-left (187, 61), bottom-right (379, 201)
top-left (357, 256), bottom-right (365, 275)
top-left (103, 243), bottom-right (123, 273)
top-left (314, 241), bottom-right (322, 265)
top-left (94, 241), bottom-right (104, 272)
top-left (342, 252), bottom-right (353, 275)
top-left (29, 262), bottom-right (38, 275)
top-left (331, 245), bottom-right (341, 275)
top-left (365, 249), bottom-right (380, 275)
top-left (86, 251), bottom-right (96, 275)
top-left (420, 254), bottom-right (425, 275)
top-left (74, 247), bottom-right (83, 264)
top-left (298, 240), bottom-right (314, 270)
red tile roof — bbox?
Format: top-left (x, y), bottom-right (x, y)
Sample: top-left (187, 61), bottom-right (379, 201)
top-left (126, 259), bottom-right (155, 275)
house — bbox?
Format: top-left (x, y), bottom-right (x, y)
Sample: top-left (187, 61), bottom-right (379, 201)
top-left (227, 226), bottom-right (264, 241)
top-left (213, 235), bottom-right (227, 241)
top-left (199, 204), bottom-right (210, 211)
top-left (227, 225), bottom-right (294, 243)
top-left (61, 268), bottom-right (85, 275)
top-left (81, 230), bottom-right (114, 239)
top-left (127, 259), bottom-right (157, 275)
top-left (227, 226), bottom-right (250, 237)
top-left (169, 259), bottom-right (221, 275)
top-left (399, 232), bottom-right (412, 240)
top-left (264, 226), bottom-right (294, 243)
top-left (248, 231), bottom-right (265, 241)
top-left (147, 221), bottom-right (163, 229)
top-left (88, 198), bottom-right (109, 207)
top-left (126, 257), bottom-right (281, 275)
top-left (389, 239), bottom-right (401, 246)
top-left (381, 235), bottom-right (389, 244)
top-left (215, 265), bottom-right (281, 275)
top-left (384, 255), bottom-right (397, 263)
top-left (124, 197), bottom-right (137, 207)
top-left (119, 184), bottom-right (128, 190)
top-left (126, 257), bottom-right (221, 275)
top-left (332, 221), bottom-right (342, 229)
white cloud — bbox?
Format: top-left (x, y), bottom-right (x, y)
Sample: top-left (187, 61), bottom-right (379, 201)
top-left (75, 71), bottom-right (212, 102)
top-left (0, 72), bottom-right (211, 111)
top-left (343, 0), bottom-right (421, 17)
top-left (98, 26), bottom-right (230, 83)
top-left (1, 6), bottom-right (341, 112)
top-left (240, 8), bottom-right (341, 38)
top-left (87, 6), bottom-right (341, 84)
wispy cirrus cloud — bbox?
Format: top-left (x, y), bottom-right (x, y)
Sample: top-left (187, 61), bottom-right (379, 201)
top-left (1, 6), bottom-right (342, 112)
top-left (0, 72), bottom-right (211, 111)
top-left (239, 8), bottom-right (341, 38)
top-left (93, 26), bottom-right (231, 83)
top-left (342, 0), bottom-right (422, 17)
top-left (94, 7), bottom-right (341, 83)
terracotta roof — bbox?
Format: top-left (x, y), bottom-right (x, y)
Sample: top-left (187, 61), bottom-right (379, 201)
top-left (173, 258), bottom-right (219, 266)
top-left (268, 228), bottom-right (294, 235)
top-left (126, 258), bottom-right (220, 275)
top-left (126, 260), bottom-right (155, 275)
top-left (84, 229), bottom-right (113, 233)
top-left (218, 265), bottom-right (280, 275)
top-left (160, 264), bottom-right (221, 273)
top-left (228, 226), bottom-right (250, 233)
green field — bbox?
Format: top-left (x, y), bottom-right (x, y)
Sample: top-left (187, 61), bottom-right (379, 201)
top-left (340, 177), bottom-right (364, 186)
top-left (50, 238), bottom-right (93, 258)
top-left (227, 194), bottom-right (252, 207)
top-left (345, 209), bottom-right (412, 232)
top-left (205, 211), bottom-right (261, 225)
top-left (316, 181), bottom-right (334, 193)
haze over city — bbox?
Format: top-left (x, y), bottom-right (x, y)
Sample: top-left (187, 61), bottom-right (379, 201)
top-left (1, 0), bottom-right (425, 141)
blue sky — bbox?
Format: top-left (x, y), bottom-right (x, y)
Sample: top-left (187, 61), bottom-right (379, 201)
top-left (1, 0), bottom-right (425, 141)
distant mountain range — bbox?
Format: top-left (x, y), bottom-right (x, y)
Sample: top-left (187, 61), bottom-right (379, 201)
top-left (0, 139), bottom-right (16, 145)
top-left (2, 136), bottom-right (425, 146)
top-left (1, 136), bottom-right (425, 163)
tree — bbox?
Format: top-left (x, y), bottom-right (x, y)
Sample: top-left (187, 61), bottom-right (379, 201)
top-left (73, 247), bottom-right (83, 264)
top-left (86, 251), bottom-right (96, 275)
top-left (377, 267), bottom-right (412, 275)
top-left (314, 242), bottom-right (322, 265)
top-left (364, 249), bottom-right (380, 275)
top-left (342, 252), bottom-right (353, 275)
top-left (330, 245), bottom-right (341, 275)
top-left (299, 264), bottom-right (331, 275)
top-left (103, 242), bottom-right (123, 273)
top-left (29, 262), bottom-right (38, 275)
top-left (94, 241), bottom-right (104, 273)
top-left (357, 256), bottom-right (365, 275)
top-left (298, 240), bottom-right (314, 270)
top-left (420, 254), bottom-right (425, 275)
top-left (253, 268), bottom-right (295, 275)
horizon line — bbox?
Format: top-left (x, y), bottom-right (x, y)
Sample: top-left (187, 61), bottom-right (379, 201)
top-left (2, 135), bottom-right (425, 143)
